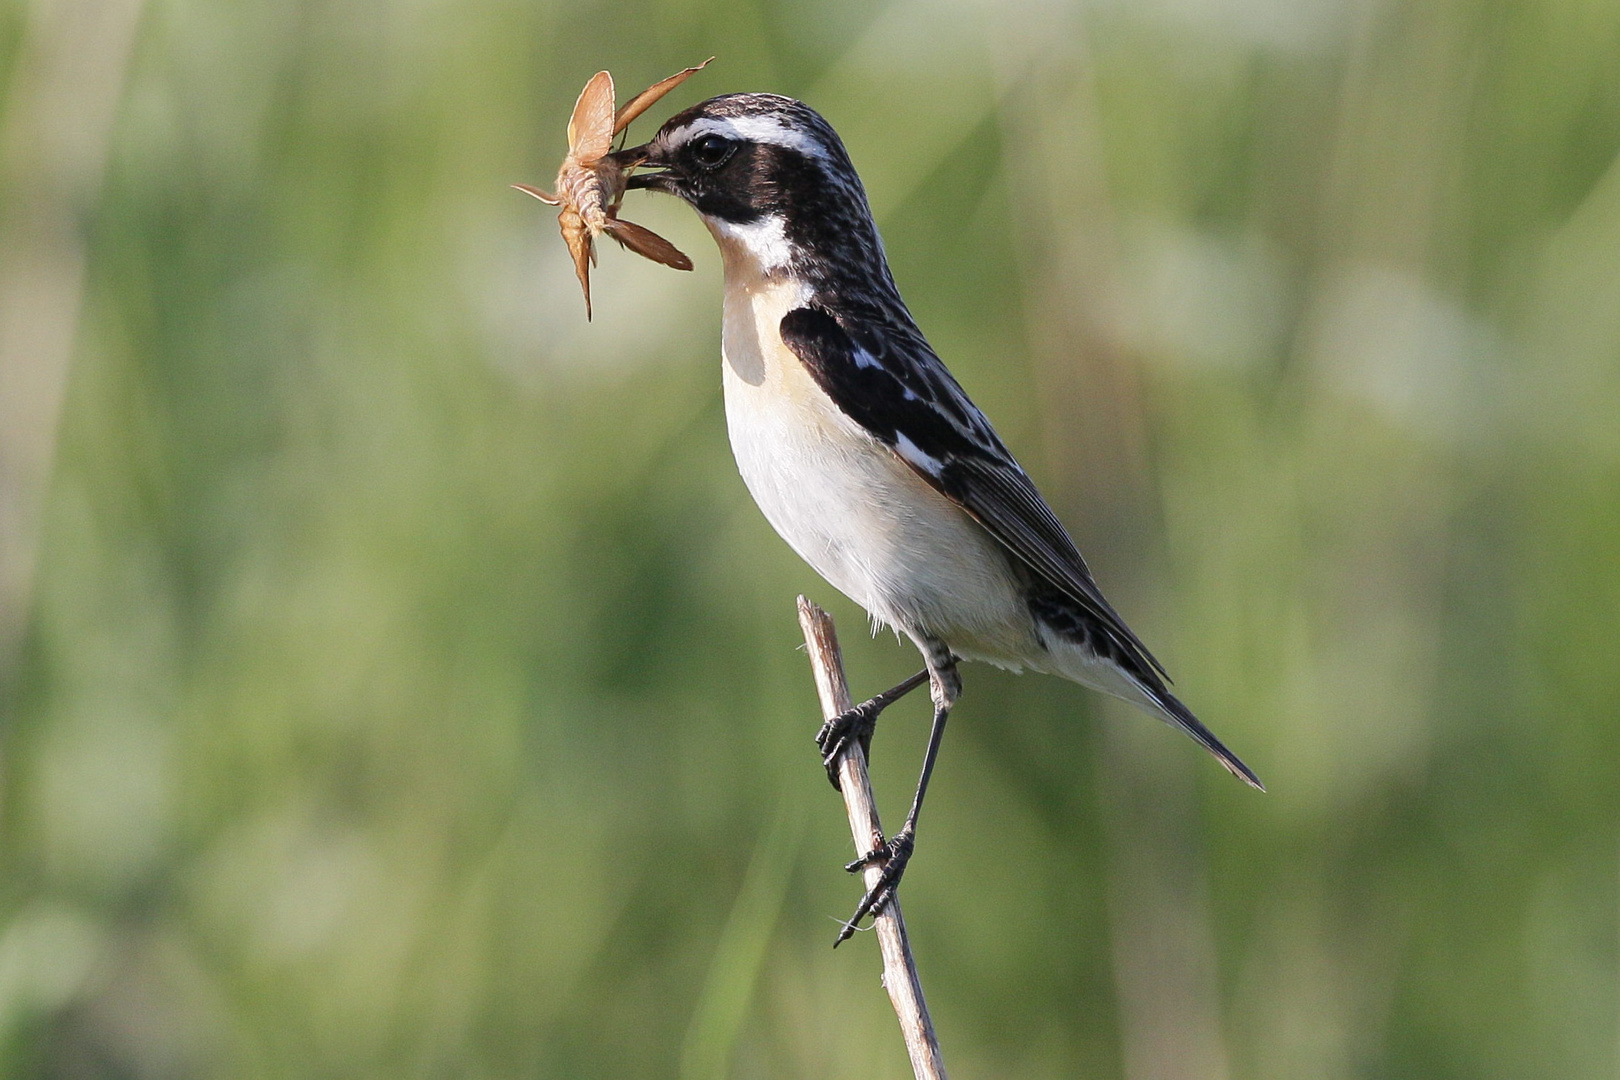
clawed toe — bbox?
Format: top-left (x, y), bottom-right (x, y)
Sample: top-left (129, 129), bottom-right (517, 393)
top-left (833, 829), bottom-right (915, 947)
top-left (815, 703), bottom-right (877, 789)
top-left (813, 669), bottom-right (930, 790)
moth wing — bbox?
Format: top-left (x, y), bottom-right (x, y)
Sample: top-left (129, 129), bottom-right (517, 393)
top-left (512, 182), bottom-right (561, 205)
top-left (604, 217), bottom-right (693, 270)
top-left (559, 210), bottom-right (594, 319)
top-left (613, 57), bottom-right (713, 133)
top-left (567, 71), bottom-right (616, 162)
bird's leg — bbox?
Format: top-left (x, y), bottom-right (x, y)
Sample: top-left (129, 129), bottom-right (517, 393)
top-left (834, 647), bottom-right (959, 947)
top-left (815, 668), bottom-right (929, 789)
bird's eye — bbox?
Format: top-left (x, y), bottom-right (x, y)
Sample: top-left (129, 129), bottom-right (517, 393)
top-left (689, 134), bottom-right (736, 169)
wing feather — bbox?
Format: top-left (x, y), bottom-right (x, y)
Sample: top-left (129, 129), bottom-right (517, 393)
top-left (779, 306), bottom-right (1167, 678)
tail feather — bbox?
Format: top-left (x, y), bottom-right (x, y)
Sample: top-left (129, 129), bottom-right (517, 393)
top-left (1148, 687), bottom-right (1265, 792)
top-left (1026, 587), bottom-right (1265, 791)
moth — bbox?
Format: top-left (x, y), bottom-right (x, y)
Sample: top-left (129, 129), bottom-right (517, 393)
top-left (516, 60), bottom-right (711, 318)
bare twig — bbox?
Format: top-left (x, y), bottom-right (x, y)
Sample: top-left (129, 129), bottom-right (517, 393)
top-left (796, 596), bottom-right (948, 1080)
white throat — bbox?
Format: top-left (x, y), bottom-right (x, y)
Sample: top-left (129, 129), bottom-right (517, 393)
top-left (703, 213), bottom-right (794, 276)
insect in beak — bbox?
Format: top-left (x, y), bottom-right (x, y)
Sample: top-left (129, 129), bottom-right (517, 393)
top-left (615, 145), bottom-right (672, 192)
top-left (609, 145), bottom-right (651, 170)
top-left (514, 60), bottom-right (711, 319)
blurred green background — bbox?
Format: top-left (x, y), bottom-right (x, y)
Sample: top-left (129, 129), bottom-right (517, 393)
top-left (3, 0), bottom-right (1619, 1075)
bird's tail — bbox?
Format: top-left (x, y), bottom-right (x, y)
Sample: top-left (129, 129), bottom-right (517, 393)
top-left (1145, 686), bottom-right (1265, 791)
top-left (1032, 615), bottom-right (1265, 791)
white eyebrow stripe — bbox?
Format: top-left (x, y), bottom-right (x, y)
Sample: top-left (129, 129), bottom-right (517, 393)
top-left (664, 116), bottom-right (831, 161)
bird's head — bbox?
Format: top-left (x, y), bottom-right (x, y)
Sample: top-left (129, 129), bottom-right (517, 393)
top-left (613, 93), bottom-right (890, 285)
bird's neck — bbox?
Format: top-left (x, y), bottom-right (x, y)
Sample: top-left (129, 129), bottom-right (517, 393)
top-left (703, 210), bottom-right (913, 328)
top-left (705, 213), bottom-right (797, 280)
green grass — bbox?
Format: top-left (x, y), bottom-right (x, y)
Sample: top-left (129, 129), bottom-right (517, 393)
top-left (4, 0), bottom-right (1620, 1075)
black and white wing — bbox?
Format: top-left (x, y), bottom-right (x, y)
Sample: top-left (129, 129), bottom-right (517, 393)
top-left (780, 305), bottom-right (1264, 790)
top-left (779, 305), bottom-right (1166, 679)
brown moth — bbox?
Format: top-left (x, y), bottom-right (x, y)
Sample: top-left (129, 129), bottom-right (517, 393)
top-left (515, 60), bottom-right (711, 318)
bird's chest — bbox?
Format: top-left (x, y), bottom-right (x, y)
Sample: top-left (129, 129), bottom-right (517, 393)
top-left (717, 276), bottom-right (1013, 632)
top-left (718, 279), bottom-right (900, 593)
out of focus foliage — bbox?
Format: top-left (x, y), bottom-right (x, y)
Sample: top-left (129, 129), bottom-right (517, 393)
top-left (3, 0), bottom-right (1619, 1075)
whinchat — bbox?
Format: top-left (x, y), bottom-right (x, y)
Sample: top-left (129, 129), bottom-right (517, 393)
top-left (611, 93), bottom-right (1262, 943)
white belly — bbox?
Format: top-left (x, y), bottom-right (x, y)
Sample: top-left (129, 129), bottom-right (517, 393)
top-left (716, 270), bottom-right (1034, 662)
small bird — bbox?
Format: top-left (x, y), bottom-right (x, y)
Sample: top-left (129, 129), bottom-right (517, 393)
top-left (611, 93), bottom-right (1262, 943)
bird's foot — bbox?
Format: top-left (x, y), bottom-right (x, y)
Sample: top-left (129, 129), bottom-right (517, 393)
top-left (814, 669), bottom-right (930, 789)
top-left (815, 700), bottom-right (881, 789)
top-left (833, 827), bottom-right (915, 947)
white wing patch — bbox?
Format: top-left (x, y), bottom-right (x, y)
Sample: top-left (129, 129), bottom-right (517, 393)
top-left (893, 432), bottom-right (945, 476)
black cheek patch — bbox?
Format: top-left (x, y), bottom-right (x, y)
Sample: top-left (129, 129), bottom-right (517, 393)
top-left (688, 143), bottom-right (776, 224)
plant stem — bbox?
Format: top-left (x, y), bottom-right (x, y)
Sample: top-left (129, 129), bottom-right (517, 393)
top-left (797, 596), bottom-right (948, 1080)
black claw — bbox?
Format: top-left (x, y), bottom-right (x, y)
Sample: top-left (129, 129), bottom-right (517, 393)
top-left (833, 829), bottom-right (915, 947)
top-left (815, 701), bottom-right (879, 789)
top-left (826, 659), bottom-right (952, 950)
top-left (813, 669), bottom-right (930, 790)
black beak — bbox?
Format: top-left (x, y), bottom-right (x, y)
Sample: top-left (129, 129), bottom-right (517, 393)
top-left (613, 143), bottom-right (673, 192)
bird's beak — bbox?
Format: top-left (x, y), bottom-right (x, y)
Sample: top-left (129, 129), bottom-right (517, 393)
top-left (614, 143), bottom-right (673, 192)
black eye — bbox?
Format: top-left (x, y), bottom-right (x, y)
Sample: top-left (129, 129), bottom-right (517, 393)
top-left (689, 134), bottom-right (736, 169)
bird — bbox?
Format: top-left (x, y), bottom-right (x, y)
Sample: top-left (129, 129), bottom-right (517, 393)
top-left (609, 92), bottom-right (1263, 944)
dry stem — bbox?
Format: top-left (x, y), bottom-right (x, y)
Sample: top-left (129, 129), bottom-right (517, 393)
top-left (797, 597), bottom-right (948, 1080)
